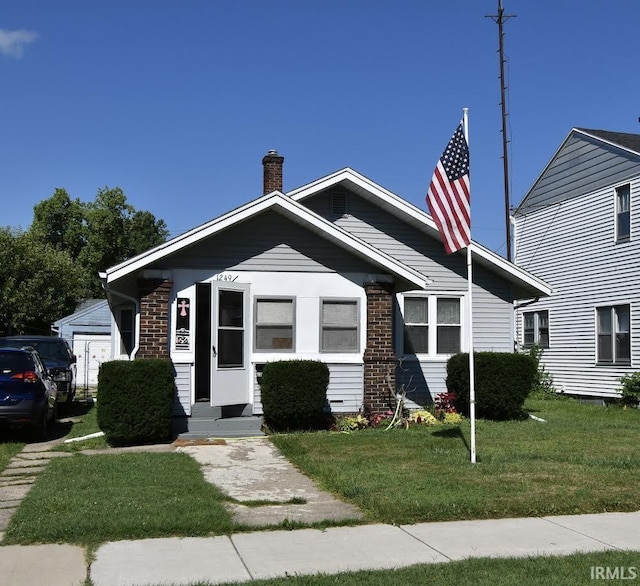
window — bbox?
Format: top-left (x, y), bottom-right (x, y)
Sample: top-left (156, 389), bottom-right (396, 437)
top-left (118, 307), bottom-right (134, 356)
top-left (597, 305), bottom-right (630, 364)
top-left (403, 295), bottom-right (461, 355)
top-left (616, 184), bottom-right (630, 242)
top-left (404, 297), bottom-right (429, 353)
top-left (321, 299), bottom-right (359, 352)
top-left (255, 298), bottom-right (294, 351)
top-left (523, 310), bottom-right (549, 348)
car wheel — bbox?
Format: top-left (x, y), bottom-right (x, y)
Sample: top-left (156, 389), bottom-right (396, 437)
top-left (32, 411), bottom-right (48, 442)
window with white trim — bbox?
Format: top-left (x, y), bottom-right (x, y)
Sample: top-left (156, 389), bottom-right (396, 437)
top-left (616, 184), bottom-right (630, 242)
top-left (321, 299), bottom-right (359, 352)
top-left (255, 298), bottom-right (294, 351)
top-left (402, 294), bottom-right (462, 356)
top-left (523, 310), bottom-right (549, 348)
top-left (596, 304), bottom-right (630, 364)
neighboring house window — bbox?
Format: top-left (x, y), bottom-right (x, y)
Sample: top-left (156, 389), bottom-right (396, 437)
top-left (118, 307), bottom-right (134, 355)
top-left (255, 298), bottom-right (294, 351)
top-left (596, 305), bottom-right (630, 364)
top-left (616, 184), bottom-right (630, 242)
top-left (403, 295), bottom-right (462, 356)
top-left (523, 310), bottom-right (549, 348)
top-left (321, 299), bottom-right (359, 352)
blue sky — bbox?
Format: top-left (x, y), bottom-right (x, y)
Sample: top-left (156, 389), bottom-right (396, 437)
top-left (1, 0), bottom-right (639, 257)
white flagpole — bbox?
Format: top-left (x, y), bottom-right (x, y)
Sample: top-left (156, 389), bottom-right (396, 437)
top-left (463, 107), bottom-right (476, 464)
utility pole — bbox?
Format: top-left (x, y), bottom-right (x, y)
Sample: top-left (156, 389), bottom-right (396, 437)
top-left (487, 0), bottom-right (516, 261)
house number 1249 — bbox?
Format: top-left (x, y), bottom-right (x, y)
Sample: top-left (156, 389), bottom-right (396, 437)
top-left (214, 273), bottom-right (238, 282)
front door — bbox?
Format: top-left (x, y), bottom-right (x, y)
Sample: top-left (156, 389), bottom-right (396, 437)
top-left (210, 281), bottom-right (250, 407)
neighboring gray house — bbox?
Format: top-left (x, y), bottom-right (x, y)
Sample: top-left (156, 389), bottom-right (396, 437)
top-left (101, 152), bottom-right (551, 421)
top-left (513, 128), bottom-right (640, 399)
top-left (53, 299), bottom-right (112, 391)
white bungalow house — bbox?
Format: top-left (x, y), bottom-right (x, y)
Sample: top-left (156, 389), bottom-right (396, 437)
top-left (101, 152), bottom-right (550, 424)
top-left (513, 128), bottom-right (640, 400)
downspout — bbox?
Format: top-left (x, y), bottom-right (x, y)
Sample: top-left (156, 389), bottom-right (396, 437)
top-left (100, 272), bottom-right (140, 360)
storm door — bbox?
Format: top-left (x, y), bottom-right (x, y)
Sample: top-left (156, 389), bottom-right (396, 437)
top-left (210, 281), bottom-right (250, 406)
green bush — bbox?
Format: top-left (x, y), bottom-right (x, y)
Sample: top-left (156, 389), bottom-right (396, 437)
top-left (260, 360), bottom-right (329, 431)
top-left (97, 359), bottom-right (176, 445)
top-left (619, 372), bottom-right (640, 406)
top-left (447, 352), bottom-right (536, 420)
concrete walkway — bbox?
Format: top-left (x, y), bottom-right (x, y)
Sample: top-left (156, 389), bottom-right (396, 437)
top-left (0, 437), bottom-right (639, 585)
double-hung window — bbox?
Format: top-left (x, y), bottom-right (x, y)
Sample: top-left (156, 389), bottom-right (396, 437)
top-left (403, 294), bottom-right (462, 356)
top-left (321, 299), bottom-right (359, 352)
top-left (523, 310), bottom-right (549, 348)
top-left (596, 305), bottom-right (630, 364)
top-left (255, 298), bottom-right (294, 351)
top-left (616, 184), bottom-right (630, 242)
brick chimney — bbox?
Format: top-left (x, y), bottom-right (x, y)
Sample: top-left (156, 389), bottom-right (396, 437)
top-left (262, 150), bottom-right (284, 194)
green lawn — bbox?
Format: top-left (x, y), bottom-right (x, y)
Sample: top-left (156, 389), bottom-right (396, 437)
top-left (0, 439), bottom-right (24, 474)
top-left (54, 400), bottom-right (109, 452)
top-left (271, 399), bottom-right (640, 525)
top-left (3, 452), bottom-right (233, 547)
top-left (206, 550), bottom-right (640, 586)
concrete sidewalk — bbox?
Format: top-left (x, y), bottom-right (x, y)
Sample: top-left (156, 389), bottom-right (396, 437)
top-left (0, 511), bottom-right (638, 585)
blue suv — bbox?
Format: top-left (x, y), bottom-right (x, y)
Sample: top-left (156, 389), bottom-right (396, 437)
top-left (0, 336), bottom-right (76, 410)
top-left (0, 347), bottom-right (57, 440)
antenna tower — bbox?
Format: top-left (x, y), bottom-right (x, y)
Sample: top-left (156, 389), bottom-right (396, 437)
top-left (486, 0), bottom-right (516, 261)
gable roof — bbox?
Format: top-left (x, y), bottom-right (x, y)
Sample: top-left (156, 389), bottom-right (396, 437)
top-left (289, 168), bottom-right (552, 297)
top-left (103, 190), bottom-right (431, 290)
top-left (514, 128), bottom-right (640, 216)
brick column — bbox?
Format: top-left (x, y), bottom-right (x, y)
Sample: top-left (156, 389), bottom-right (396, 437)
top-left (363, 281), bottom-right (397, 415)
top-left (137, 278), bottom-right (172, 359)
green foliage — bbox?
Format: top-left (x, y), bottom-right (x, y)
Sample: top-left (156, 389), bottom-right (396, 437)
top-left (447, 352), bottom-right (536, 420)
top-left (526, 344), bottom-right (558, 400)
top-left (30, 188), bottom-right (86, 260)
top-left (0, 228), bottom-right (86, 335)
top-left (619, 372), bottom-right (640, 406)
top-left (97, 359), bottom-right (175, 445)
top-left (78, 187), bottom-right (169, 297)
top-left (261, 360), bottom-right (329, 431)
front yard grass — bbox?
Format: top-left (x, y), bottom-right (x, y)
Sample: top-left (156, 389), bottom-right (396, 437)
top-left (271, 398), bottom-right (640, 525)
top-left (211, 550), bottom-right (640, 586)
top-left (0, 438), bottom-right (24, 473)
top-left (2, 452), bottom-right (233, 547)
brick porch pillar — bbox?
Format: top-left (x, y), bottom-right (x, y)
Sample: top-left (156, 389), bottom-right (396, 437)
top-left (137, 278), bottom-right (172, 359)
top-left (363, 281), bottom-right (396, 415)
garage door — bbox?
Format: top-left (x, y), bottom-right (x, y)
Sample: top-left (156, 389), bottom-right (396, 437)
top-left (72, 334), bottom-right (111, 391)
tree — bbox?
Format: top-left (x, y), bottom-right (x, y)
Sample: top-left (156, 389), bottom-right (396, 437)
top-left (79, 187), bottom-right (169, 297)
top-left (0, 228), bottom-right (86, 336)
top-left (30, 188), bottom-right (86, 260)
top-left (30, 186), bottom-right (169, 298)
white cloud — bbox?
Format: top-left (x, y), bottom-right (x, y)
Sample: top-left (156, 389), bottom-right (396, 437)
top-left (0, 29), bottom-right (39, 58)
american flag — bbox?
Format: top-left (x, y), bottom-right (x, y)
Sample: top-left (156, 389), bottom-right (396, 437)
top-left (427, 122), bottom-right (471, 254)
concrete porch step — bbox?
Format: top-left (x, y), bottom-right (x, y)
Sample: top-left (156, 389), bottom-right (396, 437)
top-left (174, 415), bottom-right (264, 439)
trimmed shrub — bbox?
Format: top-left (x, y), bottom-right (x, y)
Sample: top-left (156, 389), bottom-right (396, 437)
top-left (260, 360), bottom-right (329, 431)
top-left (97, 359), bottom-right (175, 445)
top-left (447, 352), bottom-right (536, 420)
